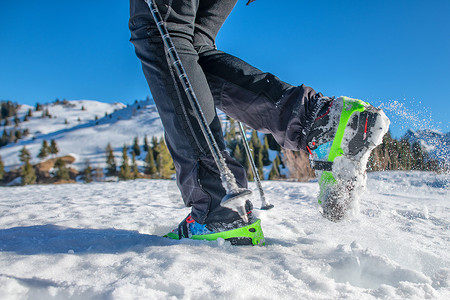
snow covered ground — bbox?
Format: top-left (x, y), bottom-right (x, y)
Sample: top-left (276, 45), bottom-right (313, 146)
top-left (0, 171), bottom-right (449, 299)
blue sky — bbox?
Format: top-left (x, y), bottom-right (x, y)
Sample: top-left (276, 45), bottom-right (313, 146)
top-left (1, 0), bottom-right (449, 137)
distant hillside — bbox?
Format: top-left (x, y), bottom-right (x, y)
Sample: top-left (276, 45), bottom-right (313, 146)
top-left (0, 99), bottom-right (295, 185)
top-left (0, 99), bottom-right (164, 171)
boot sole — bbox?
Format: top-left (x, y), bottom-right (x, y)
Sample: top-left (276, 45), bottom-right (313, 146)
top-left (316, 97), bottom-right (390, 221)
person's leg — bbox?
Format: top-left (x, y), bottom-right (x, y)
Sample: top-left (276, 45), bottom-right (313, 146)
top-left (191, 2), bottom-right (322, 152)
top-left (191, 4), bottom-right (389, 225)
top-left (129, 0), bottom-right (247, 224)
top-left (201, 52), bottom-right (321, 152)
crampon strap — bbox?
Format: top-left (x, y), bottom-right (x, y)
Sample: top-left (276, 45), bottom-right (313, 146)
top-left (310, 160), bottom-right (333, 171)
top-left (177, 216), bottom-right (191, 239)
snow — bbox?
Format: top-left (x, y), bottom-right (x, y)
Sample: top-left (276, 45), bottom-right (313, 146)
top-left (1, 171), bottom-right (449, 299)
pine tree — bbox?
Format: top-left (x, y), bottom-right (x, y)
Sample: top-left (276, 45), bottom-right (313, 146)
top-left (143, 135), bottom-right (150, 152)
top-left (7, 129), bottom-right (15, 144)
top-left (380, 131), bottom-right (393, 170)
top-left (157, 137), bottom-right (175, 179)
top-left (132, 136), bottom-right (141, 156)
top-left (38, 140), bottom-right (49, 160)
top-left (229, 118), bottom-right (236, 139)
top-left (83, 160), bottom-right (93, 183)
top-left (14, 130), bottom-right (22, 142)
top-left (131, 152), bottom-right (139, 179)
top-left (233, 143), bottom-right (243, 165)
top-left (256, 149), bottom-right (264, 179)
top-left (19, 146), bottom-right (36, 185)
top-left (19, 146), bottom-right (32, 163)
top-left (105, 143), bottom-right (117, 176)
top-left (119, 144), bottom-right (132, 180)
top-left (250, 130), bottom-right (264, 179)
top-left (398, 139), bottom-right (413, 170)
top-left (144, 149), bottom-right (157, 177)
top-left (35, 102), bottom-right (43, 111)
top-left (1, 130), bottom-right (8, 147)
top-left (367, 145), bottom-right (381, 171)
top-left (152, 136), bottom-right (160, 161)
top-left (246, 165), bottom-right (254, 181)
top-left (262, 135), bottom-right (271, 166)
top-left (49, 139), bottom-right (59, 156)
top-left (152, 136), bottom-right (161, 172)
top-left (246, 142), bottom-right (255, 181)
top-left (0, 155), bottom-right (5, 180)
top-left (42, 108), bottom-right (51, 118)
top-left (54, 158), bottom-right (70, 181)
top-left (21, 161), bottom-right (36, 185)
top-left (391, 139), bottom-right (401, 170)
top-left (412, 141), bottom-right (426, 170)
top-left (1, 101), bottom-right (19, 119)
top-left (14, 115), bottom-right (20, 126)
top-left (268, 157), bottom-right (280, 180)
top-left (250, 130), bottom-right (261, 148)
top-left (225, 117), bottom-right (236, 145)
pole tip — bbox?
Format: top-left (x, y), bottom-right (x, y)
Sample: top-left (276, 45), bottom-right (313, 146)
top-left (260, 204), bottom-right (274, 210)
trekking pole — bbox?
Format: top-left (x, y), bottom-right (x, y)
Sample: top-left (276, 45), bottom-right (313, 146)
top-left (238, 122), bottom-right (274, 210)
top-left (146, 0), bottom-right (251, 221)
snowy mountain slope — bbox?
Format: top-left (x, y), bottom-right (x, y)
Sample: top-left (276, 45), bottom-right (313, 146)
top-left (403, 129), bottom-right (450, 166)
top-left (0, 171), bottom-right (448, 299)
top-left (0, 100), bottom-right (164, 170)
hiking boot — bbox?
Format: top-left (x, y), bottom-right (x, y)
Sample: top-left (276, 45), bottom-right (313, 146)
top-left (306, 96), bottom-right (390, 221)
top-left (165, 201), bottom-right (265, 246)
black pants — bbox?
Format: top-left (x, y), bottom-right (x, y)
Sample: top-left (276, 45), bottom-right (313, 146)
top-left (129, 0), bottom-right (319, 223)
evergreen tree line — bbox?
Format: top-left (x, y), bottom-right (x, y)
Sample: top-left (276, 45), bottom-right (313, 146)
top-left (0, 100), bottom-right (48, 148)
top-left (224, 117), bottom-right (286, 181)
top-left (0, 140), bottom-right (68, 185)
top-left (0, 100), bottom-right (31, 148)
top-left (0, 100), bottom-right (19, 120)
top-left (367, 131), bottom-right (445, 172)
top-left (223, 117), bottom-right (448, 181)
top-left (1, 119), bottom-right (446, 186)
top-left (104, 135), bottom-right (175, 181)
top-left (37, 139), bottom-right (59, 159)
top-left (1, 128), bottom-right (30, 147)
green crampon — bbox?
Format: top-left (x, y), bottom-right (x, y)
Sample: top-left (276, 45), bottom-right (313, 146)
top-left (165, 219), bottom-right (265, 246)
top-left (317, 97), bottom-right (367, 205)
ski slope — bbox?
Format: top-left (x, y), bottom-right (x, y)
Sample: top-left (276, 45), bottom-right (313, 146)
top-left (0, 171), bottom-right (449, 299)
